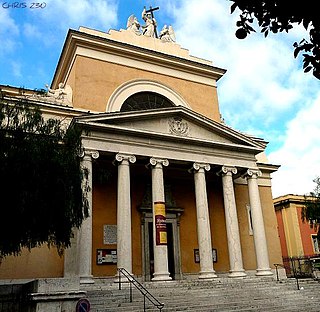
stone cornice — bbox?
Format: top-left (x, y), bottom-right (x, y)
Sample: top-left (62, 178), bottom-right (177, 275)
top-left (256, 162), bottom-right (280, 174)
top-left (0, 92), bottom-right (93, 119)
top-left (273, 194), bottom-right (314, 211)
top-left (51, 29), bottom-right (226, 88)
top-left (80, 129), bottom-right (259, 169)
top-left (79, 120), bottom-right (264, 155)
top-left (75, 106), bottom-right (267, 152)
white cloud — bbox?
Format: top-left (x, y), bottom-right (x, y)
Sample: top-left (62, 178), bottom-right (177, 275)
top-left (0, 9), bottom-right (19, 54)
top-left (268, 94), bottom-right (320, 197)
top-left (11, 61), bottom-right (22, 78)
top-left (38, 0), bottom-right (118, 31)
top-left (19, 0), bottom-right (118, 49)
top-left (23, 23), bottom-right (42, 39)
top-left (0, 9), bottom-right (19, 33)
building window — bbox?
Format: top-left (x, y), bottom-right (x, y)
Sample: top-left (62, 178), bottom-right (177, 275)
top-left (121, 92), bottom-right (174, 112)
top-left (312, 235), bottom-right (320, 253)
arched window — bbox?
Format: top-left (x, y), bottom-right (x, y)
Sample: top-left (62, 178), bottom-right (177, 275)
top-left (120, 92), bottom-right (174, 112)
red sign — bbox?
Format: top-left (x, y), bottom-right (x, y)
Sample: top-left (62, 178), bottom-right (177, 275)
top-left (154, 201), bottom-right (167, 245)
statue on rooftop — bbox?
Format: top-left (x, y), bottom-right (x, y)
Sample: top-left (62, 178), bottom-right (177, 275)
top-left (45, 83), bottom-right (72, 106)
top-left (126, 14), bottom-right (141, 35)
top-left (141, 7), bottom-right (157, 37)
top-left (159, 25), bottom-right (176, 43)
top-left (126, 6), bottom-right (176, 42)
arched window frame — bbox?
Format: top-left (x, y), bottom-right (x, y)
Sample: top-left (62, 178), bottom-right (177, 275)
top-left (106, 79), bottom-right (190, 112)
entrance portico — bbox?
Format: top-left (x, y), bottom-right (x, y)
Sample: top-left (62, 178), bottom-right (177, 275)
top-left (64, 106), bottom-right (276, 283)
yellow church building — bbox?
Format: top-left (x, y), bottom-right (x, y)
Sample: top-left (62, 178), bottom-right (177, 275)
top-left (0, 17), bottom-right (283, 284)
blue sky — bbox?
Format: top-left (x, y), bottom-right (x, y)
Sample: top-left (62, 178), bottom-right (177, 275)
top-left (1, 0), bottom-right (320, 197)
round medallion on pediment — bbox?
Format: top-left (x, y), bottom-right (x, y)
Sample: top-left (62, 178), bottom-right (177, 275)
top-left (168, 117), bottom-right (189, 136)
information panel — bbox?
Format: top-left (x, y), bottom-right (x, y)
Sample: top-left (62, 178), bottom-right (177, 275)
top-left (103, 225), bottom-right (117, 245)
top-left (97, 249), bottom-right (117, 265)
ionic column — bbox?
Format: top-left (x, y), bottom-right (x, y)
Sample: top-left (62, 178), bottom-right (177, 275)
top-left (191, 163), bottom-right (217, 279)
top-left (149, 157), bottom-right (171, 281)
top-left (219, 166), bottom-right (246, 278)
top-left (79, 149), bottom-right (99, 284)
top-left (244, 169), bottom-right (272, 276)
top-left (115, 153), bottom-right (136, 275)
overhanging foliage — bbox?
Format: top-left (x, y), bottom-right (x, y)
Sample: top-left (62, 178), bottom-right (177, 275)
top-left (0, 94), bottom-right (89, 258)
top-left (230, 0), bottom-right (320, 79)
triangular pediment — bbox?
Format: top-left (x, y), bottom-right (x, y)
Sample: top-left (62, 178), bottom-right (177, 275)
top-left (75, 106), bottom-right (266, 154)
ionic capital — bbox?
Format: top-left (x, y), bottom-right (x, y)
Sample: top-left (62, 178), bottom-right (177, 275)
top-left (149, 157), bottom-right (169, 168)
top-left (115, 153), bottom-right (136, 164)
top-left (80, 149), bottom-right (99, 160)
top-left (243, 168), bottom-right (262, 179)
top-left (217, 165), bottom-right (237, 176)
top-left (189, 162), bottom-right (210, 173)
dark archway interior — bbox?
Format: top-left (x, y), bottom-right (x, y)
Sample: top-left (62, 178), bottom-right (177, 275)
top-left (120, 92), bottom-right (175, 112)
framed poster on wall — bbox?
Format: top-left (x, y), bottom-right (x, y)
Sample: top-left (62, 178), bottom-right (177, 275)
top-left (103, 225), bottom-right (117, 245)
top-left (96, 249), bottom-right (117, 265)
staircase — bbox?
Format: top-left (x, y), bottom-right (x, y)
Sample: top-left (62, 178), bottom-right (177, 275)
top-left (83, 276), bottom-right (320, 311)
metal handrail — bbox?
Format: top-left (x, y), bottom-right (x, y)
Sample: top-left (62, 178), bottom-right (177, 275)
top-left (273, 263), bottom-right (285, 282)
top-left (117, 268), bottom-right (164, 311)
top-left (289, 257), bottom-right (301, 290)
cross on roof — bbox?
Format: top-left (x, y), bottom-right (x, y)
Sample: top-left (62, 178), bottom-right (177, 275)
top-left (145, 5), bottom-right (159, 38)
top-left (146, 5), bottom-right (159, 17)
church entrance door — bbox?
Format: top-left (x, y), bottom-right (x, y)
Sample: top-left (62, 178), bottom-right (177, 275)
top-left (143, 213), bottom-right (181, 281)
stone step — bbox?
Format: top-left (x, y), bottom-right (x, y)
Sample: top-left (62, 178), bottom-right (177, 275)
top-left (85, 278), bottom-right (320, 312)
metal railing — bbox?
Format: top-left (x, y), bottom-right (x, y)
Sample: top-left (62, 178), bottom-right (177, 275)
top-left (117, 268), bottom-right (164, 311)
top-left (282, 256), bottom-right (314, 278)
top-left (276, 256), bottom-right (320, 290)
top-left (273, 263), bottom-right (285, 282)
top-left (289, 257), bottom-right (301, 290)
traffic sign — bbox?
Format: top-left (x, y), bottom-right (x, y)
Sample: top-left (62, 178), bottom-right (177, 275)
top-left (76, 298), bottom-right (90, 312)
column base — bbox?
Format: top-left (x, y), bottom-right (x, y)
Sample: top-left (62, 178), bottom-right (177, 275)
top-left (228, 270), bottom-right (247, 278)
top-left (80, 275), bottom-right (95, 284)
top-left (152, 272), bottom-right (172, 281)
top-left (198, 270), bottom-right (217, 280)
top-left (255, 268), bottom-right (273, 276)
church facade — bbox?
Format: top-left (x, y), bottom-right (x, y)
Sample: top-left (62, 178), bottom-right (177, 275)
top-left (0, 22), bottom-right (283, 283)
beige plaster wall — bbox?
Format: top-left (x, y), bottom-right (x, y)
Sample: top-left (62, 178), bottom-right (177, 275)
top-left (235, 184), bottom-right (256, 270)
top-left (235, 184), bottom-right (283, 270)
top-left (259, 186), bottom-right (283, 266)
top-left (67, 56), bottom-right (221, 121)
top-left (0, 247), bottom-right (63, 279)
